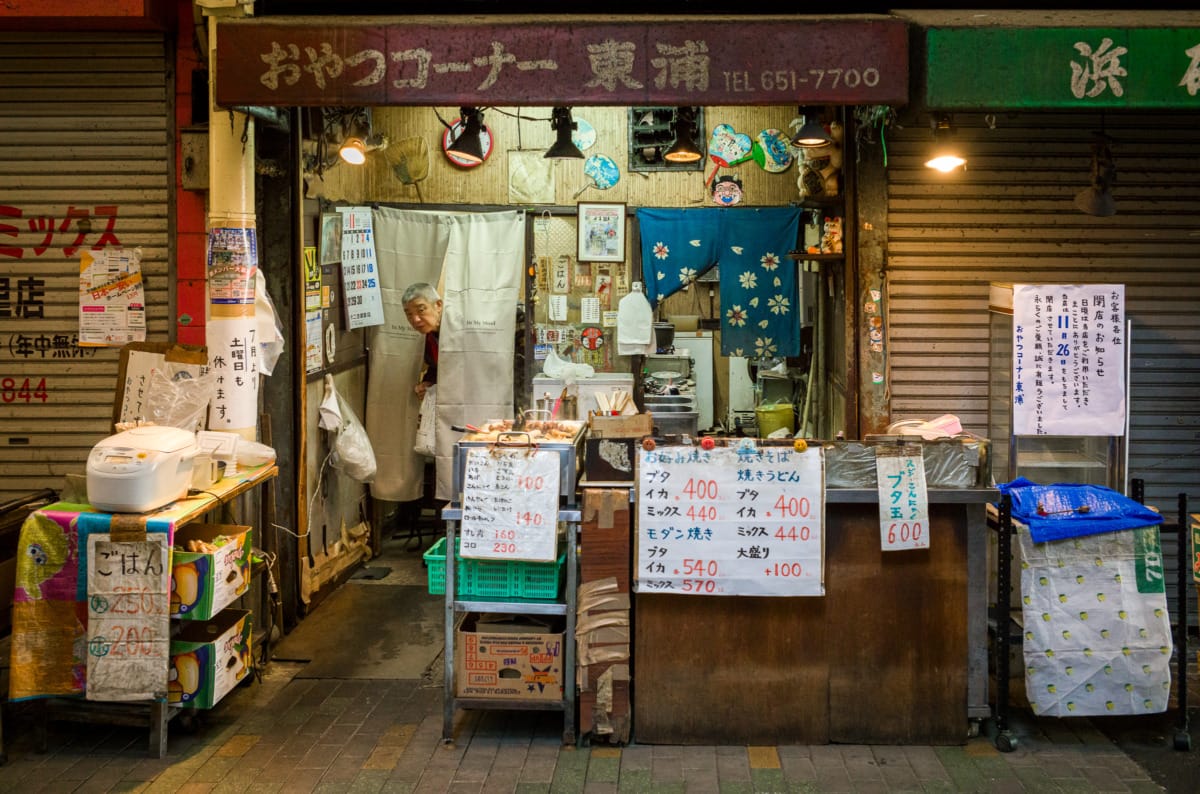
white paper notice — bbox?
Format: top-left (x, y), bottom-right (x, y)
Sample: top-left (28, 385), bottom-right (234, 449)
top-left (305, 310), bottom-right (324, 373)
top-left (461, 448), bottom-right (561, 563)
top-left (580, 297), bottom-right (601, 324)
top-left (552, 257), bottom-right (570, 293)
top-left (86, 535), bottom-right (170, 701)
top-left (636, 443), bottom-right (825, 597)
top-left (337, 207), bottom-right (384, 330)
top-left (548, 294), bottom-right (568, 322)
top-left (78, 248), bottom-right (146, 346)
top-left (874, 445), bottom-right (930, 551)
top-left (206, 316), bottom-right (260, 431)
top-left (1012, 284), bottom-right (1125, 436)
top-left (602, 310), bottom-right (619, 328)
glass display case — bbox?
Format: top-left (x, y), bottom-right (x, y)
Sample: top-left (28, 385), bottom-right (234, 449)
top-left (987, 283), bottom-right (1126, 491)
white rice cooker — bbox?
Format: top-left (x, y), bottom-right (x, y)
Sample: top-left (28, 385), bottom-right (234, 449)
top-left (87, 426), bottom-right (199, 513)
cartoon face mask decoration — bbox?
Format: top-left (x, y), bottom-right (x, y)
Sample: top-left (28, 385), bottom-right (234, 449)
top-left (711, 175), bottom-right (744, 206)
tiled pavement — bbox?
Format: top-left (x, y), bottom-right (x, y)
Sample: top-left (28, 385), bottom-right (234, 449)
top-left (0, 660), bottom-right (1177, 793)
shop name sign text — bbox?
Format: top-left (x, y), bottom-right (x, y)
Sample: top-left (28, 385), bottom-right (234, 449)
top-left (215, 18), bottom-right (908, 107)
top-left (928, 27), bottom-right (1200, 109)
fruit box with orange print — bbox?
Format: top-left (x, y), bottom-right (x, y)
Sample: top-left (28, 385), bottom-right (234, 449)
top-left (455, 614), bottom-right (564, 701)
top-left (170, 523), bottom-right (252, 620)
top-left (169, 608), bottom-right (252, 709)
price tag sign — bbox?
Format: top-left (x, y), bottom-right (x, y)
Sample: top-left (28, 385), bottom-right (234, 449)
top-left (86, 535), bottom-right (170, 701)
top-left (461, 448), bottom-right (560, 562)
top-left (875, 444), bottom-right (930, 551)
top-left (636, 443), bottom-right (825, 597)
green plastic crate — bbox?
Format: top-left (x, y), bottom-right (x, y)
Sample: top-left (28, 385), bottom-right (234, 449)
top-left (423, 537), bottom-right (564, 599)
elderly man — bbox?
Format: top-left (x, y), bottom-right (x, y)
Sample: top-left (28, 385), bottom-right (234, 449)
top-left (402, 282), bottom-right (442, 400)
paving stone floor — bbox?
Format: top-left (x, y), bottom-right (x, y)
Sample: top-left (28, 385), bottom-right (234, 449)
top-left (0, 659), bottom-right (1182, 793)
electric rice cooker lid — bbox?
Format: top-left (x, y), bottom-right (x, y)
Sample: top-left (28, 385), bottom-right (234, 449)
top-left (105, 425), bottom-right (196, 453)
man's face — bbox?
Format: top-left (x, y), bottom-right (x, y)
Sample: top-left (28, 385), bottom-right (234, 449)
top-left (404, 298), bottom-right (442, 334)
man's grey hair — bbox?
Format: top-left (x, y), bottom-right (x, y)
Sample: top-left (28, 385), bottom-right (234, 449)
top-left (401, 282), bottom-right (440, 306)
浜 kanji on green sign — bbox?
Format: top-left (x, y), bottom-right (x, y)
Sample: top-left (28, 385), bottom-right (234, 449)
top-left (927, 27), bottom-right (1200, 109)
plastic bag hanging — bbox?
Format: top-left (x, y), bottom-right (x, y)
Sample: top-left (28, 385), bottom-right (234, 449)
top-left (321, 374), bottom-right (377, 482)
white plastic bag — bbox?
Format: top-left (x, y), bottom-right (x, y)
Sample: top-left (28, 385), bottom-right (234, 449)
top-left (541, 348), bottom-right (595, 381)
top-left (414, 384), bottom-right (437, 458)
top-left (321, 374), bottom-right (377, 482)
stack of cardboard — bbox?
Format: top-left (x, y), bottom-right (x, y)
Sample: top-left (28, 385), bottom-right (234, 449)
top-left (577, 487), bottom-right (633, 743)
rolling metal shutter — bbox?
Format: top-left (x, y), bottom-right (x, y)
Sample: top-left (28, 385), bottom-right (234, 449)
top-left (0, 32), bottom-right (172, 505)
top-left (884, 111), bottom-right (1200, 623)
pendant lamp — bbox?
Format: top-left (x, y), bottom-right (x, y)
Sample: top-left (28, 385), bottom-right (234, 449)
top-left (545, 107), bottom-right (585, 159)
top-left (925, 113), bottom-right (967, 173)
top-left (664, 106), bottom-right (702, 163)
top-left (447, 106), bottom-right (486, 164)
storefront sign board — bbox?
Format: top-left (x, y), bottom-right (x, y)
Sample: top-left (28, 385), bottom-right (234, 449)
top-left (215, 17), bottom-right (908, 107)
top-left (927, 27), bottom-right (1200, 109)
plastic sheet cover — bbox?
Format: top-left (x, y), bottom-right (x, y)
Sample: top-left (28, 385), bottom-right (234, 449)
top-left (825, 439), bottom-right (983, 488)
top-left (1018, 524), bottom-right (1172, 717)
top-left (999, 478), bottom-right (1163, 543)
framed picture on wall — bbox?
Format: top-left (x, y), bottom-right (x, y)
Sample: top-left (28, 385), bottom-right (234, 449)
top-left (577, 202), bottom-right (626, 263)
top-left (319, 212), bottom-right (343, 265)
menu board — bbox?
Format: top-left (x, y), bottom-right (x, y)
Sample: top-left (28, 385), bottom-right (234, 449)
top-left (1012, 284), bottom-right (1125, 436)
top-left (874, 444), bottom-right (930, 552)
top-left (460, 448), bottom-right (560, 562)
top-left (86, 535), bottom-right (170, 701)
top-left (636, 443), bottom-right (825, 597)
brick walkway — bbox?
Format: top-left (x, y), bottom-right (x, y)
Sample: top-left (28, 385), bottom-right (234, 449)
top-left (0, 661), bottom-right (1173, 793)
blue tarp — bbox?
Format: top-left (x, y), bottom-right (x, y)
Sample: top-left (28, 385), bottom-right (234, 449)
top-left (997, 477), bottom-right (1164, 543)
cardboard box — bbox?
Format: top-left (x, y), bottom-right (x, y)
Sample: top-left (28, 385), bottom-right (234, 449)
top-left (455, 614), bottom-right (564, 701)
top-left (171, 523), bottom-right (252, 620)
top-left (588, 412), bottom-right (653, 439)
top-left (169, 608), bottom-right (252, 709)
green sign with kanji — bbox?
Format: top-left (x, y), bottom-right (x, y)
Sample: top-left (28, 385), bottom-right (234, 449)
top-left (926, 27), bottom-right (1200, 109)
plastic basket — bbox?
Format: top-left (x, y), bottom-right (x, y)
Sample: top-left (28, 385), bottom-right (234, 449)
top-left (423, 537), bottom-right (564, 600)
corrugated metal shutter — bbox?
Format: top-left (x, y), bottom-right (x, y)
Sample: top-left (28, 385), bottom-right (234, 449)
top-left (885, 111), bottom-right (1200, 624)
top-left (0, 32), bottom-right (171, 505)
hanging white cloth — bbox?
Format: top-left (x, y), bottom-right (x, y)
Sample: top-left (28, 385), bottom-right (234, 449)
top-left (366, 208), bottom-right (450, 502)
top-left (366, 207), bottom-right (524, 502)
top-left (617, 281), bottom-right (655, 356)
top-left (435, 210), bottom-right (524, 500)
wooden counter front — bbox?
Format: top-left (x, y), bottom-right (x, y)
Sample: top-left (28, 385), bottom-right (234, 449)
top-left (634, 491), bottom-right (993, 745)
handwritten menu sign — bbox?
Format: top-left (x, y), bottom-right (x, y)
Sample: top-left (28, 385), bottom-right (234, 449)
top-left (875, 445), bottom-right (930, 552)
top-left (1012, 284), bottom-right (1125, 436)
top-left (636, 443), bottom-right (825, 597)
top-left (86, 535), bottom-right (170, 701)
top-left (461, 448), bottom-right (560, 562)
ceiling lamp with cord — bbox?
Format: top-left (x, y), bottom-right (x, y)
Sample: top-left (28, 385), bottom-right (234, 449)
top-left (925, 113), bottom-right (967, 173)
top-left (545, 106), bottom-right (585, 159)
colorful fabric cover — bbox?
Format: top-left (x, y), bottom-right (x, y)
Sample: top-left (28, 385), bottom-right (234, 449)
top-left (8, 504), bottom-right (173, 700)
